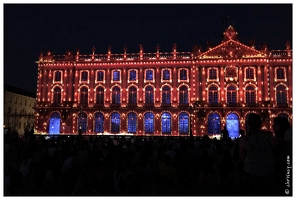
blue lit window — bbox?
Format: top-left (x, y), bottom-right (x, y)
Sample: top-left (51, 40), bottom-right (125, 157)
top-left (80, 87), bottom-right (88, 104)
top-left (180, 69), bottom-right (187, 80)
top-left (111, 112), bottom-right (120, 133)
top-left (144, 112), bottom-right (154, 133)
top-left (179, 86), bottom-right (188, 104)
top-left (163, 69), bottom-right (170, 80)
top-left (78, 112), bottom-right (87, 132)
top-left (128, 112), bottom-right (137, 133)
top-left (276, 85), bottom-right (287, 104)
top-left (146, 70), bottom-right (153, 80)
top-left (53, 87), bottom-right (61, 104)
top-left (208, 113), bottom-right (221, 134)
top-left (145, 86), bottom-right (154, 104)
top-left (179, 112), bottom-right (189, 134)
top-left (81, 71), bottom-right (88, 81)
top-left (162, 86), bottom-right (171, 104)
top-left (276, 68), bottom-right (285, 79)
top-left (227, 85), bottom-right (237, 103)
top-left (94, 112), bottom-right (104, 133)
top-left (208, 86), bottom-right (218, 104)
top-left (54, 71), bottom-right (61, 82)
top-left (96, 87), bottom-right (104, 104)
top-left (128, 86), bottom-right (137, 104)
top-left (161, 112), bottom-right (171, 134)
top-left (246, 86), bottom-right (255, 104)
top-left (209, 68), bottom-right (217, 80)
top-left (246, 68), bottom-right (254, 79)
top-left (113, 71), bottom-right (120, 81)
top-left (129, 70), bottom-right (136, 81)
top-left (112, 86), bottom-right (120, 104)
top-left (97, 71), bottom-right (104, 81)
top-left (226, 113), bottom-right (239, 138)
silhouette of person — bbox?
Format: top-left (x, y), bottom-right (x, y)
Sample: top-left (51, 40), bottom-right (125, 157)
top-left (221, 126), bottom-right (229, 140)
top-left (239, 113), bottom-right (274, 195)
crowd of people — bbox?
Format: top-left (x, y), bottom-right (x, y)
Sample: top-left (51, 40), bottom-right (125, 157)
top-left (4, 114), bottom-right (292, 196)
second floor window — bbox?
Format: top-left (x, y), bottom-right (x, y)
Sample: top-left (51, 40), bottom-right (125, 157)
top-left (113, 71), bottom-right (120, 81)
top-left (97, 71), bottom-right (104, 81)
top-left (129, 70), bottom-right (136, 81)
top-left (180, 69), bottom-right (187, 80)
top-left (276, 85), bottom-right (287, 104)
top-left (246, 68), bottom-right (254, 79)
top-left (80, 87), bottom-right (88, 104)
top-left (53, 87), bottom-right (61, 104)
top-left (112, 86), bottom-right (120, 104)
top-left (81, 71), bottom-right (88, 81)
top-left (276, 68), bottom-right (285, 80)
top-left (163, 69), bottom-right (170, 80)
top-left (245, 86), bottom-right (256, 104)
top-left (96, 87), bottom-right (104, 104)
top-left (179, 86), bottom-right (188, 104)
top-left (54, 71), bottom-right (61, 82)
top-left (162, 86), bottom-right (171, 104)
top-left (209, 68), bottom-right (217, 80)
top-left (145, 86), bottom-right (154, 104)
top-left (227, 85), bottom-right (237, 103)
top-left (208, 86), bottom-right (218, 104)
top-left (128, 86), bottom-right (137, 104)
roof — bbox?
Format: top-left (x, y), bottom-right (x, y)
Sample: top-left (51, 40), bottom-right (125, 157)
top-left (4, 84), bottom-right (36, 98)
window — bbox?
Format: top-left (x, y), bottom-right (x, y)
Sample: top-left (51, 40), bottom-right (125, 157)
top-left (128, 86), bottom-right (137, 104)
top-left (96, 87), bottom-right (104, 104)
top-left (208, 113), bottom-right (221, 134)
top-left (227, 85), bottom-right (237, 103)
top-left (209, 68), bottom-right (217, 80)
top-left (112, 86), bottom-right (120, 104)
top-left (162, 86), bottom-right (171, 104)
top-left (179, 112), bottom-right (189, 134)
top-left (113, 70), bottom-right (120, 81)
top-left (127, 112), bottom-right (137, 133)
top-left (276, 85), bottom-right (287, 104)
top-left (145, 86), bottom-right (154, 104)
top-left (78, 112), bottom-right (87, 132)
top-left (163, 69), bottom-right (170, 80)
top-left (94, 112), bottom-right (104, 133)
top-left (179, 86), bottom-right (188, 104)
top-left (144, 112), bottom-right (154, 133)
top-left (25, 99), bottom-right (27, 106)
top-left (180, 69), bottom-right (187, 80)
top-left (146, 70), bottom-right (153, 80)
top-left (55, 71), bottom-right (61, 82)
top-left (208, 86), bottom-right (218, 104)
top-left (246, 68), bottom-right (254, 79)
top-left (97, 71), bottom-right (104, 81)
top-left (276, 68), bottom-right (285, 79)
top-left (245, 86), bottom-right (256, 104)
top-left (129, 70), bottom-right (137, 81)
top-left (111, 112), bottom-right (120, 133)
top-left (161, 112), bottom-right (171, 134)
top-left (53, 87), bottom-right (61, 104)
top-left (81, 71), bottom-right (88, 81)
top-left (80, 87), bottom-right (88, 104)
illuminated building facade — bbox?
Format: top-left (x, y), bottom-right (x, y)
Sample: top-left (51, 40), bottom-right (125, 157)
top-left (34, 26), bottom-right (292, 137)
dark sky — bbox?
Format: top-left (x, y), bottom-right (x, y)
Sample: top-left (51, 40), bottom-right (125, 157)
top-left (4, 4), bottom-right (292, 93)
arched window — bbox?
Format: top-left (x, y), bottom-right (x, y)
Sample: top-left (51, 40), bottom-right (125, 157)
top-left (78, 112), bottom-right (87, 132)
top-left (49, 112), bottom-right (61, 135)
top-left (208, 85), bottom-right (218, 104)
top-left (94, 112), bottom-right (104, 133)
top-left (227, 85), bottom-right (237, 103)
top-left (179, 86), bottom-right (188, 104)
top-left (112, 86), bottom-right (120, 104)
top-left (111, 112), bottom-right (120, 133)
top-left (208, 113), bottom-right (221, 134)
top-left (276, 85), bottom-right (287, 104)
top-left (53, 87), bottom-right (61, 104)
top-left (127, 112), bottom-right (137, 133)
top-left (162, 85), bottom-right (171, 104)
top-left (80, 87), bottom-right (88, 104)
top-left (96, 87), bottom-right (104, 104)
top-left (179, 112), bottom-right (189, 134)
top-left (161, 112), bottom-right (171, 134)
top-left (276, 68), bottom-right (285, 79)
top-left (144, 112), bottom-right (154, 133)
top-left (128, 86), bottom-right (137, 104)
top-left (245, 86), bottom-right (256, 104)
top-left (226, 113), bottom-right (239, 138)
top-left (145, 86), bottom-right (154, 104)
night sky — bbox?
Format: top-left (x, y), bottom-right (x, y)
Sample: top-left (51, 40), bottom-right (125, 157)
top-left (4, 4), bottom-right (292, 93)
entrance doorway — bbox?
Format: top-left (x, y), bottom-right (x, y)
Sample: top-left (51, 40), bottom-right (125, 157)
top-left (49, 112), bottom-right (60, 135)
top-left (226, 113), bottom-right (239, 138)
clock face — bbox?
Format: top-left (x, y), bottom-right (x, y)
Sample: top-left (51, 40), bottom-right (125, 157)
top-left (226, 31), bottom-right (235, 39)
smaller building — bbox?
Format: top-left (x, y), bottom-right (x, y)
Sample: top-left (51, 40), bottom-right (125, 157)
top-left (4, 84), bottom-right (36, 135)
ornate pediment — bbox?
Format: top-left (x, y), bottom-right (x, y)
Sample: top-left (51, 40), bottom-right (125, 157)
top-left (199, 40), bottom-right (266, 59)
